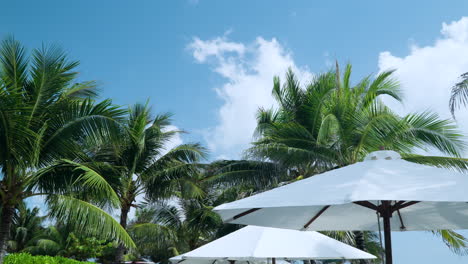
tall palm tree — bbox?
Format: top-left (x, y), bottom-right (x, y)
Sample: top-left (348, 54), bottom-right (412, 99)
top-left (0, 36), bottom-right (134, 263)
top-left (80, 103), bottom-right (208, 263)
top-left (249, 64), bottom-right (468, 261)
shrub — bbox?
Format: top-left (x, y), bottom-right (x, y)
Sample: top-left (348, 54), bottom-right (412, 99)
top-left (4, 253), bottom-right (94, 264)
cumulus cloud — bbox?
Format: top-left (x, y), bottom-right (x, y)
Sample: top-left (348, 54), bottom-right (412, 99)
top-left (378, 17), bottom-right (468, 134)
top-left (188, 36), bottom-right (312, 158)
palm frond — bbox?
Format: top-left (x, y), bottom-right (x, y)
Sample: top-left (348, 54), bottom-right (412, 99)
top-left (62, 81), bottom-right (99, 99)
top-left (47, 195), bottom-right (136, 249)
top-left (0, 36), bottom-right (28, 92)
top-left (402, 154), bottom-right (468, 172)
top-left (431, 230), bottom-right (468, 255)
top-left (449, 72), bottom-right (468, 117)
top-left (63, 159), bottom-right (120, 207)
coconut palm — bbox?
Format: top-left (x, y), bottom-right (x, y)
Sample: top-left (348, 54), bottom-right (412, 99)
top-left (22, 225), bottom-right (69, 256)
top-left (249, 64), bottom-right (468, 260)
top-left (6, 203), bottom-right (44, 253)
top-left (75, 103), bottom-right (208, 262)
top-left (0, 36), bottom-right (134, 263)
top-left (21, 223), bottom-right (114, 261)
top-left (126, 158), bottom-right (286, 263)
top-left (130, 199), bottom-right (222, 263)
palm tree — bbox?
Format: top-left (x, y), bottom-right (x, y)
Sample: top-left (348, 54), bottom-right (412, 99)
top-left (130, 199), bottom-right (222, 263)
top-left (0, 36), bottom-right (134, 263)
top-left (22, 225), bottom-right (70, 256)
top-left (127, 158), bottom-right (285, 263)
top-left (6, 203), bottom-right (44, 253)
top-left (78, 103), bottom-right (208, 263)
top-left (20, 223), bottom-right (113, 261)
top-left (249, 64), bottom-right (468, 260)
top-left (449, 72), bottom-right (468, 116)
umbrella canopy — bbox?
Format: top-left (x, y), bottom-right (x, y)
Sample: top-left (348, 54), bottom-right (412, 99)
top-left (170, 226), bottom-right (375, 262)
top-left (170, 255), bottom-right (290, 264)
top-left (214, 150), bottom-right (468, 264)
top-left (171, 255), bottom-right (220, 264)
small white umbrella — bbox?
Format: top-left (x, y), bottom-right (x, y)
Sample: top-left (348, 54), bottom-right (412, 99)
top-left (214, 150), bottom-right (468, 264)
top-left (170, 256), bottom-right (291, 264)
top-left (170, 226), bottom-right (375, 263)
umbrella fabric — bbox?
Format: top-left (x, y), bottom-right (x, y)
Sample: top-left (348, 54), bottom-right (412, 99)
top-left (170, 226), bottom-right (375, 261)
top-left (214, 151), bottom-right (468, 231)
top-left (170, 255), bottom-right (222, 264)
top-left (171, 256), bottom-right (291, 264)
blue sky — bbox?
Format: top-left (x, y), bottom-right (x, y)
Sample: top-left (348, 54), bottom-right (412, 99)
top-left (4, 0), bottom-right (468, 263)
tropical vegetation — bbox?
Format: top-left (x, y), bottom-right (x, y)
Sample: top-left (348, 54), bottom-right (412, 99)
top-left (0, 36), bottom-right (137, 263)
top-left (2, 37), bottom-right (468, 264)
top-left (248, 64), bottom-right (468, 261)
top-left (4, 253), bottom-right (93, 264)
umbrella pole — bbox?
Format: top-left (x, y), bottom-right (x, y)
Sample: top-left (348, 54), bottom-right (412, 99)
top-left (382, 201), bottom-right (393, 264)
top-left (272, 258), bottom-right (276, 264)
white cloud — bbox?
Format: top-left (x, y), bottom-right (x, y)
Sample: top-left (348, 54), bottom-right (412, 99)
top-left (188, 36), bottom-right (312, 158)
top-left (378, 17), bottom-right (468, 140)
top-left (189, 36), bottom-right (245, 64)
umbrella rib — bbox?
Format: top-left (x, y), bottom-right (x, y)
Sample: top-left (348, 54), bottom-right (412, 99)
top-left (396, 209), bottom-right (406, 230)
top-left (231, 208), bottom-right (262, 221)
top-left (392, 201), bottom-right (420, 212)
top-left (302, 205), bottom-right (330, 230)
top-left (353, 201), bottom-right (379, 212)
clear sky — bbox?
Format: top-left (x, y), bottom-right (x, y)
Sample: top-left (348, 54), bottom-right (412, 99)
top-left (3, 0), bottom-right (468, 263)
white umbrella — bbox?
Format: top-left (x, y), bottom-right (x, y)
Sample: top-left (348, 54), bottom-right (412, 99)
top-left (214, 150), bottom-right (468, 264)
top-left (170, 226), bottom-right (375, 263)
top-left (170, 255), bottom-right (290, 264)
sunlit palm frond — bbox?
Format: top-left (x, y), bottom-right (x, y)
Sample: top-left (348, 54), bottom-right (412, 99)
top-left (62, 81), bottom-right (99, 99)
top-left (402, 154), bottom-right (468, 172)
top-left (47, 195), bottom-right (136, 249)
top-left (402, 111), bottom-right (466, 156)
top-left (432, 230), bottom-right (468, 255)
top-left (0, 36), bottom-right (28, 92)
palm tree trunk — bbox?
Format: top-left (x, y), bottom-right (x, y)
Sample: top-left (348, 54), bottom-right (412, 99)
top-left (353, 231), bottom-right (368, 264)
top-left (115, 206), bottom-right (130, 263)
top-left (0, 205), bottom-right (15, 264)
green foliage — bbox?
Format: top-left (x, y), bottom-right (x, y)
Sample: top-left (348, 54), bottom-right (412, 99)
top-left (449, 72), bottom-right (468, 116)
top-left (4, 253), bottom-right (93, 264)
top-left (62, 233), bottom-right (114, 261)
top-left (249, 64), bottom-right (468, 257)
top-left (0, 36), bottom-right (134, 263)
top-left (7, 204), bottom-right (45, 253)
top-left (21, 223), bottom-right (116, 261)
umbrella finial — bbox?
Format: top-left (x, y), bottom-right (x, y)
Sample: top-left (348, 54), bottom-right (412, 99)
top-left (364, 150), bottom-right (401, 161)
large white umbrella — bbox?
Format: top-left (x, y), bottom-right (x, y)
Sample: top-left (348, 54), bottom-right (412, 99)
top-left (170, 226), bottom-right (376, 263)
top-left (214, 150), bottom-right (468, 264)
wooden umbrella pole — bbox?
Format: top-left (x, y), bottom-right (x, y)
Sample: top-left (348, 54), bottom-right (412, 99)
top-left (382, 201), bottom-right (393, 264)
top-left (272, 258), bottom-right (276, 264)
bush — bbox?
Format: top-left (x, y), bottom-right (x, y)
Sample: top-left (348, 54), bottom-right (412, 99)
top-left (5, 253), bottom-right (94, 264)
